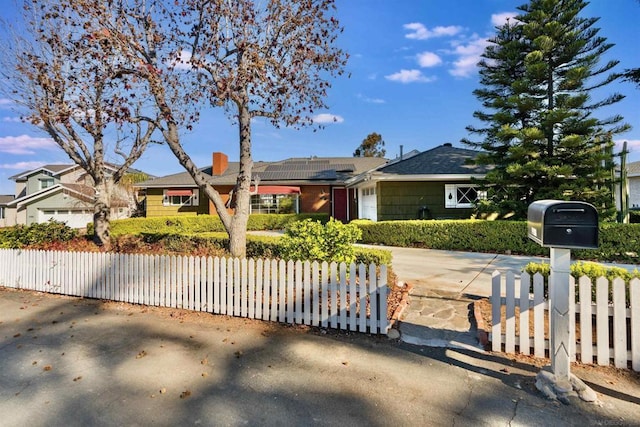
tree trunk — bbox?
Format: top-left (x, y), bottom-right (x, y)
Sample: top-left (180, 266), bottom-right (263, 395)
top-left (93, 178), bottom-right (112, 248)
top-left (228, 100), bottom-right (253, 259)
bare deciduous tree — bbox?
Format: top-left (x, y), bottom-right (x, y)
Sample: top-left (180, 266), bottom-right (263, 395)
top-left (67, 0), bottom-right (348, 257)
top-left (0, 2), bottom-right (160, 247)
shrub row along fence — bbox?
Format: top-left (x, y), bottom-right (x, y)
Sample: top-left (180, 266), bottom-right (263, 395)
top-left (490, 271), bottom-right (640, 371)
top-left (0, 249), bottom-right (389, 334)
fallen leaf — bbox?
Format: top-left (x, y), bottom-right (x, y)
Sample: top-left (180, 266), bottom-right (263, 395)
top-left (136, 350), bottom-right (147, 359)
top-left (180, 390), bottom-right (192, 399)
top-left (159, 388), bottom-right (166, 394)
top-left (43, 365), bottom-right (52, 371)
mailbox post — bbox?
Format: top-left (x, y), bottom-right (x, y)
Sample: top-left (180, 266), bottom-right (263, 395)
top-left (527, 200), bottom-right (598, 401)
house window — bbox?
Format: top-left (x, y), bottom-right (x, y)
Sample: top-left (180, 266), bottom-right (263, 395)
top-left (163, 189), bottom-right (199, 207)
top-left (362, 187), bottom-right (376, 196)
top-left (40, 178), bottom-right (54, 190)
top-left (444, 184), bottom-right (486, 208)
top-left (250, 194), bottom-right (299, 214)
top-left (0, 207), bottom-right (4, 219)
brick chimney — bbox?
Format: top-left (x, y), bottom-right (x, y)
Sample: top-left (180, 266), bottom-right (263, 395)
top-left (212, 152), bottom-right (228, 176)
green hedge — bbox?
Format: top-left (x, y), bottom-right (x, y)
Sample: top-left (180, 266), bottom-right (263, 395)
top-left (136, 232), bottom-right (392, 266)
top-left (353, 219), bottom-right (640, 263)
top-left (524, 261), bottom-right (640, 305)
top-left (89, 213), bottom-right (330, 236)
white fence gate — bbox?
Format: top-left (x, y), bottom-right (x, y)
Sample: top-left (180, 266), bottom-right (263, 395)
top-left (0, 249), bottom-right (390, 334)
top-left (490, 271), bottom-right (640, 371)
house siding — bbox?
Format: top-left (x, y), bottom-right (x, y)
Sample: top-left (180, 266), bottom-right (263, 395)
top-left (146, 188), bottom-right (208, 217)
top-left (26, 172), bottom-right (59, 195)
top-left (377, 181), bottom-right (474, 221)
top-left (145, 185), bottom-right (333, 218)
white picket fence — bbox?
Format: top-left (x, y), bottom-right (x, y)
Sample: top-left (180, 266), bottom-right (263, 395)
top-left (0, 249), bottom-right (389, 334)
top-left (490, 271), bottom-right (640, 371)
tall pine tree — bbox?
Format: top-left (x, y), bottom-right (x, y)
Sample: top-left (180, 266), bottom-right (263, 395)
top-left (464, 0), bottom-right (628, 220)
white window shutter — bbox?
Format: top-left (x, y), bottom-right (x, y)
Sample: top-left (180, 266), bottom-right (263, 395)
top-left (163, 189), bottom-right (169, 206)
top-left (192, 189), bottom-right (199, 206)
top-left (445, 184), bottom-right (456, 208)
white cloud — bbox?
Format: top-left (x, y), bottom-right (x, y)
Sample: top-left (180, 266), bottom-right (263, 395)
top-left (357, 94), bottom-right (385, 104)
top-left (169, 50), bottom-right (196, 70)
top-left (385, 69), bottom-right (436, 84)
top-left (0, 99), bottom-right (14, 109)
top-left (417, 51), bottom-right (442, 68)
top-left (491, 12), bottom-right (518, 28)
top-left (312, 113), bottom-right (344, 124)
top-left (404, 23), bottom-right (462, 40)
top-left (2, 116), bottom-right (22, 123)
top-left (0, 160), bottom-right (47, 170)
top-left (616, 139), bottom-right (640, 153)
top-left (0, 135), bottom-right (57, 155)
top-left (448, 37), bottom-right (490, 78)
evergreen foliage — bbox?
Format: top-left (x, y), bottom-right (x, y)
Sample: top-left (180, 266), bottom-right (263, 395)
top-left (463, 0), bottom-right (629, 220)
top-left (354, 132), bottom-right (386, 157)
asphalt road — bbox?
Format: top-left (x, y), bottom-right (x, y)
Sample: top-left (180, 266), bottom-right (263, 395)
top-left (1, 287), bottom-right (638, 426)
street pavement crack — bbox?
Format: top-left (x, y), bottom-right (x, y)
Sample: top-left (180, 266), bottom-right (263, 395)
top-left (453, 369), bottom-right (474, 426)
top-left (508, 397), bottom-right (520, 426)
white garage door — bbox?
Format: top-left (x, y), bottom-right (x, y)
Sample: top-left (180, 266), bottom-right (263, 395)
top-left (360, 187), bottom-right (377, 221)
top-left (39, 209), bottom-right (93, 229)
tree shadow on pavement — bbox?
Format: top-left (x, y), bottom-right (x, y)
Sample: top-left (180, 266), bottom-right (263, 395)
top-left (1, 287), bottom-right (637, 426)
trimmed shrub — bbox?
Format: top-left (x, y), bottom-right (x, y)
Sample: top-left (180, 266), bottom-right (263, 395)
top-left (354, 219), bottom-right (640, 263)
top-left (0, 221), bottom-right (77, 249)
top-left (523, 260), bottom-right (640, 304)
top-left (279, 218), bottom-right (362, 264)
top-left (89, 213), bottom-right (330, 237)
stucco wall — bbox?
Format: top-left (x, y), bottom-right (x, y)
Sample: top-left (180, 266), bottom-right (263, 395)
top-left (378, 181), bottom-right (474, 221)
top-left (26, 172), bottom-right (59, 195)
top-left (629, 177), bottom-right (640, 209)
top-left (299, 185), bottom-right (331, 214)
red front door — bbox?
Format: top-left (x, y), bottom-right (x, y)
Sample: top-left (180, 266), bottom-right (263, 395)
top-left (332, 187), bottom-right (348, 222)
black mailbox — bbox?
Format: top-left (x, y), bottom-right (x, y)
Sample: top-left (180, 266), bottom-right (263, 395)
top-left (527, 200), bottom-right (598, 249)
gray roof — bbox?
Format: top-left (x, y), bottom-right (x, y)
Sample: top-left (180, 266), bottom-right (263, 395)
top-left (378, 144), bottom-right (490, 175)
top-left (9, 164), bottom-right (73, 180)
top-left (9, 163), bottom-right (150, 181)
top-left (628, 160), bottom-right (640, 177)
top-left (137, 156), bottom-right (387, 188)
top-left (0, 195), bottom-right (15, 205)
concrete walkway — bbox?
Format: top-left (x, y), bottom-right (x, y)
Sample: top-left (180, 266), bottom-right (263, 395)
top-left (378, 246), bottom-right (638, 351)
top-left (380, 246), bottom-right (544, 350)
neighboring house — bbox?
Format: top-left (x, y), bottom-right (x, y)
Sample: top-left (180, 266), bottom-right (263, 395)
top-left (627, 161), bottom-right (640, 210)
top-left (1, 164), bottom-right (138, 229)
top-left (346, 143), bottom-right (491, 221)
top-left (136, 152), bottom-right (387, 222)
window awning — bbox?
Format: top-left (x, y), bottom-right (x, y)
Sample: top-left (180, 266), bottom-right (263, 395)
top-left (251, 186), bottom-right (301, 195)
top-left (166, 189), bottom-right (194, 196)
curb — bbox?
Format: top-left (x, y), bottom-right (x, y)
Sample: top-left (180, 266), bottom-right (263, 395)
top-left (389, 282), bottom-right (413, 330)
top-left (473, 301), bottom-right (490, 348)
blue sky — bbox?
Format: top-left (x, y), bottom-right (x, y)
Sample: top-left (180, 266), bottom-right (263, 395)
top-left (0, 0), bottom-right (638, 195)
